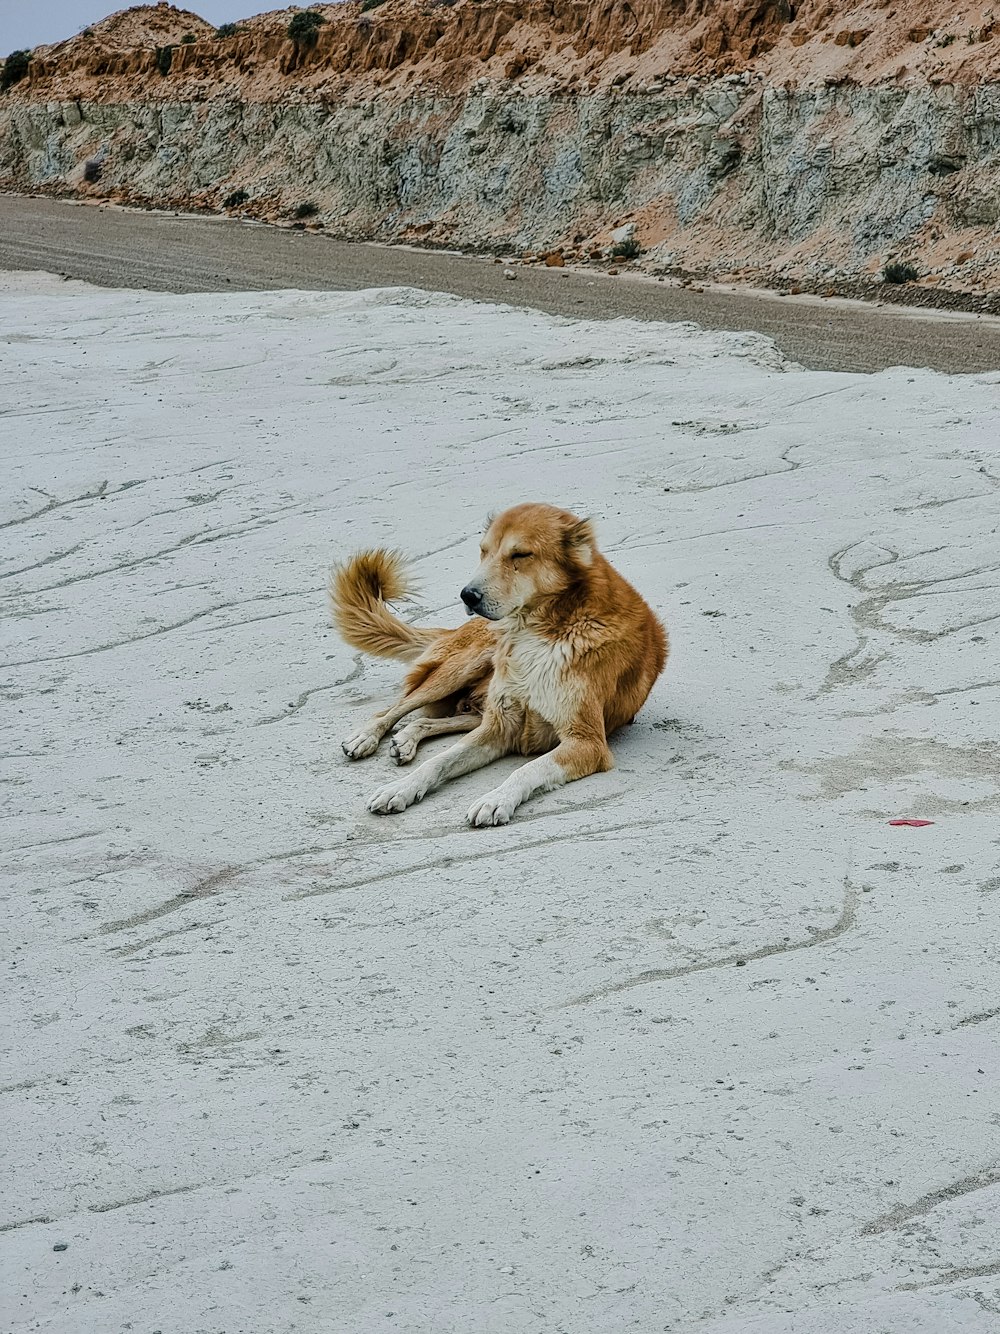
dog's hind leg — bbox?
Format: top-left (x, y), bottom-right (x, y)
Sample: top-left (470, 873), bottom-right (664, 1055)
top-left (342, 689), bottom-right (440, 760)
top-left (389, 713), bottom-right (481, 766)
top-left (342, 637), bottom-right (493, 760)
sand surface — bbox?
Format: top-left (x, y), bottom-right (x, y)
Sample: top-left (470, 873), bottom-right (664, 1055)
top-left (4, 196), bottom-right (1000, 375)
top-left (3, 272), bottom-right (1000, 1332)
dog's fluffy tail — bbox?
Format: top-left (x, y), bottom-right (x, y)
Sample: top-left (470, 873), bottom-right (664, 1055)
top-left (328, 549), bottom-right (440, 662)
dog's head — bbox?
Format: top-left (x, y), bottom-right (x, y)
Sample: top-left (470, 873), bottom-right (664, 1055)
top-left (460, 503), bottom-right (595, 621)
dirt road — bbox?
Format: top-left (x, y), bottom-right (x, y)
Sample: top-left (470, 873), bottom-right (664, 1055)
top-left (3, 193), bottom-right (1000, 374)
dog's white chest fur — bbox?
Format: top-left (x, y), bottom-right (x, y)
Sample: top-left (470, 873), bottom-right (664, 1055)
top-left (495, 631), bottom-right (574, 724)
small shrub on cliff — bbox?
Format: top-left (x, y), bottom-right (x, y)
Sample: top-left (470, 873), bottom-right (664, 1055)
top-left (610, 236), bottom-right (642, 261)
top-left (288, 11), bottom-right (326, 45)
top-left (883, 261), bottom-right (919, 284)
top-left (294, 201), bottom-right (319, 219)
top-left (361, 0), bottom-right (388, 9)
top-left (215, 23), bottom-right (240, 38)
top-left (83, 158), bottom-right (102, 184)
top-left (1, 49), bottom-right (31, 92)
top-left (181, 33), bottom-right (197, 44)
top-left (224, 189), bottom-right (250, 208)
top-left (156, 45), bottom-right (174, 76)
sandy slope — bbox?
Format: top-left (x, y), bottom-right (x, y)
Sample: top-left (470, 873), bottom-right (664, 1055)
top-left (2, 273), bottom-right (1000, 1332)
top-left (24, 0), bottom-right (1000, 91)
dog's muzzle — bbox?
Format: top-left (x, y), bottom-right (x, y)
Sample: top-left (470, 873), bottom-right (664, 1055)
top-left (461, 585), bottom-right (500, 619)
top-left (461, 585), bottom-right (484, 615)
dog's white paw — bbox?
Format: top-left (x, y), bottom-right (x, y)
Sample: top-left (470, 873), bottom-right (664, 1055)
top-left (342, 730), bottom-right (380, 760)
top-left (389, 733), bottom-right (418, 766)
top-left (368, 776), bottom-right (426, 815)
top-left (467, 790), bottom-right (516, 828)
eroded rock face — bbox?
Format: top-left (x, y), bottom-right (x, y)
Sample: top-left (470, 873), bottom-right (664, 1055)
top-left (3, 2), bottom-right (1000, 292)
top-left (4, 83), bottom-right (1000, 285)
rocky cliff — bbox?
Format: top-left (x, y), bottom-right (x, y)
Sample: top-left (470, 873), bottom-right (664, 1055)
top-left (3, 2), bottom-right (1000, 302)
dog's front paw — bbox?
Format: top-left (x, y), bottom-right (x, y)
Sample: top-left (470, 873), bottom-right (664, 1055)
top-left (342, 730), bottom-right (380, 760)
top-left (389, 733), bottom-right (418, 766)
top-left (467, 789), bottom-right (516, 828)
top-left (368, 776), bottom-right (426, 815)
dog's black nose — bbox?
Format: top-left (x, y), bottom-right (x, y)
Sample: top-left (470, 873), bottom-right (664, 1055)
top-left (461, 585), bottom-right (483, 610)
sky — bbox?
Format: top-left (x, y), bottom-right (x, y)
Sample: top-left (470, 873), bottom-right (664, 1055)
top-left (1, 1), bottom-right (276, 51)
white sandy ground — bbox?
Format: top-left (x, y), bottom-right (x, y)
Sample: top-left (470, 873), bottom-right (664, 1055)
top-left (2, 269), bottom-right (999, 1334)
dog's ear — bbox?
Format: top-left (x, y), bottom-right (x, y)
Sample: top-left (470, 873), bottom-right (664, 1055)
top-left (564, 516), bottom-right (595, 565)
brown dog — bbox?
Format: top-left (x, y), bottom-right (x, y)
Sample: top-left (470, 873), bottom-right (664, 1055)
top-left (330, 503), bottom-right (667, 825)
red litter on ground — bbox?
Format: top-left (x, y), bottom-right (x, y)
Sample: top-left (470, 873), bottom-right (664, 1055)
top-left (888, 819), bottom-right (935, 827)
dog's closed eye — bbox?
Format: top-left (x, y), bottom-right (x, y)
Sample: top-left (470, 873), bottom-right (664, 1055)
top-left (511, 551), bottom-right (534, 562)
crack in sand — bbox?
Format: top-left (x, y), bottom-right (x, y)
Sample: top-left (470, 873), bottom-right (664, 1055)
top-left (87, 1183), bottom-right (198, 1214)
top-left (865, 1165), bottom-right (1000, 1235)
top-left (285, 816), bottom-right (665, 901)
top-left (819, 541), bottom-right (1000, 694)
top-left (412, 533), bottom-right (473, 564)
top-left (78, 803), bottom-right (589, 938)
top-left (894, 489), bottom-right (995, 514)
top-left (563, 878), bottom-right (858, 1007)
top-left (0, 1077), bottom-right (45, 1095)
top-left (111, 917), bottom-right (223, 960)
top-left (897, 1257), bottom-right (1000, 1291)
top-left (662, 442), bottom-right (803, 494)
top-left (3, 496), bottom-right (306, 601)
top-left (114, 488), bottom-right (231, 533)
top-left (0, 1214), bottom-right (53, 1232)
top-left (3, 588), bottom-right (314, 669)
top-left (13, 829), bottom-right (103, 852)
top-left (256, 655), bottom-right (365, 726)
top-left (0, 480), bottom-right (109, 530)
top-left (90, 866), bottom-right (242, 938)
top-left (935, 679), bottom-right (1000, 698)
top-left (954, 1006), bottom-right (1000, 1029)
top-left (616, 519), bottom-right (808, 554)
top-left (0, 540), bottom-right (86, 582)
